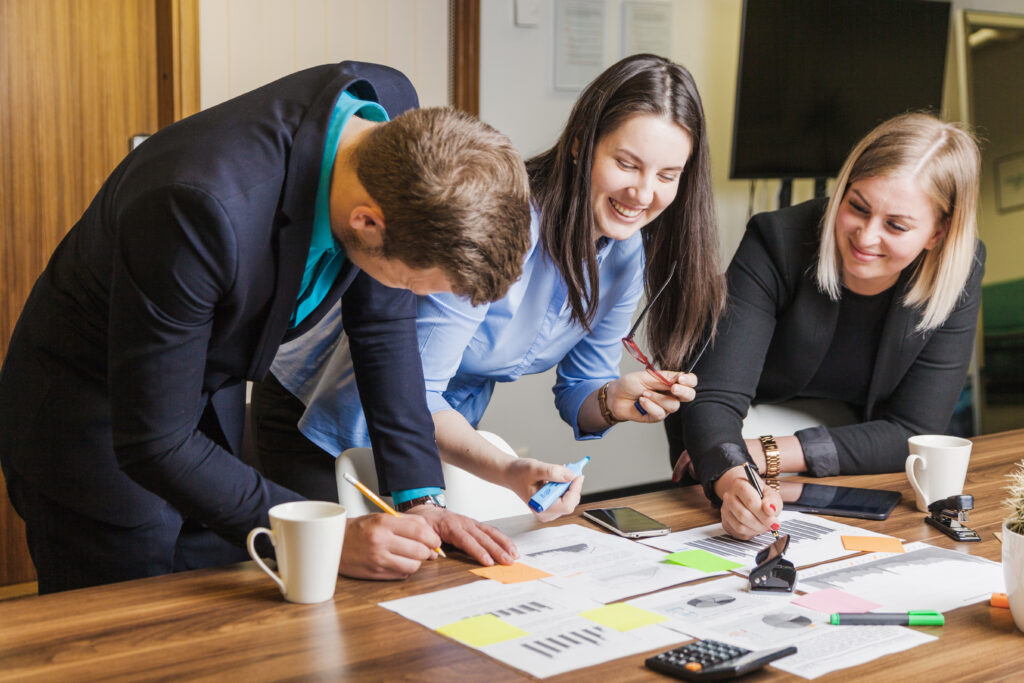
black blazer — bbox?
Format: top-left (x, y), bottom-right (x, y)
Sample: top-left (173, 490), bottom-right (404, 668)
top-left (666, 198), bottom-right (985, 500)
top-left (0, 62), bottom-right (443, 544)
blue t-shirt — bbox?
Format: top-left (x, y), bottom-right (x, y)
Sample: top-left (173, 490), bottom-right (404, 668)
top-left (290, 90), bottom-right (388, 328)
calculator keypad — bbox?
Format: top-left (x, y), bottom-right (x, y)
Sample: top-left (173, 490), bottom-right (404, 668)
top-left (649, 639), bottom-right (750, 677)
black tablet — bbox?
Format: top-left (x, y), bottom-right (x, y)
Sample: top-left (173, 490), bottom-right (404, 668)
top-left (778, 481), bottom-right (902, 520)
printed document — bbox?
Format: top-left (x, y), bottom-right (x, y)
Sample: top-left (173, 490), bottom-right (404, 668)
top-left (628, 575), bottom-right (934, 679)
top-left (639, 510), bottom-right (890, 570)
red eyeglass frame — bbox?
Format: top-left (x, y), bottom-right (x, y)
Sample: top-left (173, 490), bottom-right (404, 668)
top-left (621, 263), bottom-right (677, 387)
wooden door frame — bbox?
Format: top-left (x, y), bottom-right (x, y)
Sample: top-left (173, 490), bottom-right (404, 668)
top-left (157, 0), bottom-right (201, 126)
top-left (450, 0), bottom-right (479, 116)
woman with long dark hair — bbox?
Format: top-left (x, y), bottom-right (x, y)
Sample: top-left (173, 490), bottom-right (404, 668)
top-left (255, 54), bottom-right (725, 526)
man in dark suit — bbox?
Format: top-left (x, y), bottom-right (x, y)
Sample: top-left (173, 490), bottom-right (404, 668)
top-left (0, 61), bottom-right (531, 593)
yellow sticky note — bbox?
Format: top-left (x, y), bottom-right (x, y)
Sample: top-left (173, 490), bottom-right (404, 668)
top-left (841, 535), bottom-right (905, 553)
top-left (580, 603), bottom-right (668, 632)
top-left (437, 614), bottom-right (528, 647)
top-left (470, 562), bottom-right (552, 583)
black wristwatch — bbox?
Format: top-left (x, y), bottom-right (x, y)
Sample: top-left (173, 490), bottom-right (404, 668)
top-left (395, 492), bottom-right (447, 513)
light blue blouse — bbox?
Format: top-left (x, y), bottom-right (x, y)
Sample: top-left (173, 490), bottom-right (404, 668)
top-left (271, 209), bottom-right (645, 457)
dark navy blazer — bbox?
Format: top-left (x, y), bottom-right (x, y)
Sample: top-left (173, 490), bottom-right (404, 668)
top-left (0, 61), bottom-right (443, 546)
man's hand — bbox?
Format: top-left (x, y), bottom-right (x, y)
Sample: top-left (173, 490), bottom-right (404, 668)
top-left (406, 504), bottom-right (519, 567)
top-left (339, 514), bottom-right (443, 580)
top-left (503, 458), bottom-right (584, 522)
top-left (714, 465), bottom-right (782, 540)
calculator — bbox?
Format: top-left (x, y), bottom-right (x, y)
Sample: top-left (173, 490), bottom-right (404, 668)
top-left (645, 639), bottom-right (797, 681)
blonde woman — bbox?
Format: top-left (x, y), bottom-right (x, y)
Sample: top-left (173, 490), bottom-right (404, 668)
top-left (666, 112), bottom-right (984, 540)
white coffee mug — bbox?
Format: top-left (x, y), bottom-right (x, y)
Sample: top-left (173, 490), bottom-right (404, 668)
top-left (246, 501), bottom-right (347, 604)
top-left (905, 435), bottom-right (972, 513)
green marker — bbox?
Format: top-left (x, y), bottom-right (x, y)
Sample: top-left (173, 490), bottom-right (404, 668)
top-left (829, 611), bottom-right (944, 626)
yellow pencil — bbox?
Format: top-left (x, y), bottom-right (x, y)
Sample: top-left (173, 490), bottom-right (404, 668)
top-left (341, 472), bottom-right (446, 558)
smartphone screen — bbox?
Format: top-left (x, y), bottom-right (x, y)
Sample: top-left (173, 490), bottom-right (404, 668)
top-left (582, 507), bottom-right (670, 537)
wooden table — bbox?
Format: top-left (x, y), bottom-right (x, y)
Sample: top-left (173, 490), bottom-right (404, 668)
top-left (2, 430), bottom-right (1023, 682)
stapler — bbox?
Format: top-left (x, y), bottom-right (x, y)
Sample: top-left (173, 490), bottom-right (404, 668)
top-left (749, 533), bottom-right (796, 592)
top-left (925, 494), bottom-right (981, 542)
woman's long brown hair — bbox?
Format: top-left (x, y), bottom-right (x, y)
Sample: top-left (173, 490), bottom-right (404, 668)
top-left (527, 53), bottom-right (724, 368)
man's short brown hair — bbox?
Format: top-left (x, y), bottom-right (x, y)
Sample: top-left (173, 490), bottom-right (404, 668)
top-left (354, 107), bottom-right (531, 305)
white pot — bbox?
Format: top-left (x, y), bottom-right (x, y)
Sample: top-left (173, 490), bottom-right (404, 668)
top-left (1003, 521), bottom-right (1024, 632)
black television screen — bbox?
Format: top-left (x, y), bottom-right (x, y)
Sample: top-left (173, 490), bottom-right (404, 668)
top-left (731, 0), bottom-right (951, 180)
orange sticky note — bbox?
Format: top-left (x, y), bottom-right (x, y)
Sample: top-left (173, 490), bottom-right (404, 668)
top-left (841, 535), bottom-right (905, 553)
top-left (470, 562), bottom-right (552, 583)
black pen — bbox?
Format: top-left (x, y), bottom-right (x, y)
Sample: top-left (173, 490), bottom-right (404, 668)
top-left (742, 462), bottom-right (780, 538)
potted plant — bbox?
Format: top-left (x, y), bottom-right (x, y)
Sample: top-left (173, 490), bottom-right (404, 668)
top-left (1004, 459), bottom-right (1024, 632)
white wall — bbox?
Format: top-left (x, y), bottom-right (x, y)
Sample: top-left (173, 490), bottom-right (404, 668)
top-left (198, 0), bottom-right (448, 109)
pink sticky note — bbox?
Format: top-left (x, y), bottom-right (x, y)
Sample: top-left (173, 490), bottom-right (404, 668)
top-left (792, 588), bottom-right (881, 614)
top-left (841, 535), bottom-right (905, 553)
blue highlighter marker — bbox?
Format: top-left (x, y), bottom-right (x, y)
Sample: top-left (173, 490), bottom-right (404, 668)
top-left (528, 456), bottom-right (590, 513)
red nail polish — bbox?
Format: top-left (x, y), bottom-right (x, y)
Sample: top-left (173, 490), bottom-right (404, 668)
top-left (771, 523), bottom-right (780, 531)
top-left (769, 504), bottom-right (777, 512)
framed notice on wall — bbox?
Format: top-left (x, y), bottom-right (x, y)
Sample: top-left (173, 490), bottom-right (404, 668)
top-left (554, 0), bottom-right (606, 91)
top-left (622, 1), bottom-right (673, 58)
top-left (995, 152), bottom-right (1024, 214)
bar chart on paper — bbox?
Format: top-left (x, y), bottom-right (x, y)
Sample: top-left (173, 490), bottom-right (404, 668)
top-left (490, 601), bottom-right (554, 619)
top-left (640, 511), bottom-right (892, 569)
top-left (798, 541), bottom-right (1005, 612)
top-left (519, 624), bottom-right (608, 659)
top-left (380, 578), bottom-right (684, 678)
top-left (684, 517), bottom-right (833, 558)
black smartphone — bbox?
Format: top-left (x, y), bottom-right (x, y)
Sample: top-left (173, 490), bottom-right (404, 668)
top-left (581, 507), bottom-right (670, 538)
top-left (778, 481), bottom-right (901, 520)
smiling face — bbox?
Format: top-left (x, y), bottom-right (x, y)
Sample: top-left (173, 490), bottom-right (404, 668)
top-left (835, 175), bottom-right (945, 295)
top-left (588, 113), bottom-right (693, 242)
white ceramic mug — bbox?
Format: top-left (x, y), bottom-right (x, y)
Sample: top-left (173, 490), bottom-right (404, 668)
top-left (905, 435), bottom-right (972, 513)
top-left (246, 501), bottom-right (347, 604)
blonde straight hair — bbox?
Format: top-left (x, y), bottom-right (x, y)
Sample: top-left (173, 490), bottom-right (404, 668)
top-left (815, 113), bottom-right (980, 331)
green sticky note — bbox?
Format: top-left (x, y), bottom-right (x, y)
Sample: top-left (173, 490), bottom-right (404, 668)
top-left (664, 549), bottom-right (743, 572)
top-left (436, 614), bottom-right (528, 647)
top-left (580, 603), bottom-right (668, 632)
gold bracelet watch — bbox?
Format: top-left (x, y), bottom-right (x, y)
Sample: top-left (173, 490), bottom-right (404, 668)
top-left (759, 434), bottom-right (781, 490)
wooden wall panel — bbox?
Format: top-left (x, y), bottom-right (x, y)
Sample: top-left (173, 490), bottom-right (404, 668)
top-left (0, 0), bottom-right (196, 587)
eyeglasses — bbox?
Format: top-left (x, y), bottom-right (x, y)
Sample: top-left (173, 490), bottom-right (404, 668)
top-left (622, 262), bottom-right (713, 387)
top-left (622, 263), bottom-right (678, 387)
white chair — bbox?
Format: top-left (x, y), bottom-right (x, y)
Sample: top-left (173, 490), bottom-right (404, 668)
top-left (334, 446), bottom-right (381, 517)
top-left (334, 430), bottom-right (528, 521)
top-left (741, 398), bottom-right (856, 439)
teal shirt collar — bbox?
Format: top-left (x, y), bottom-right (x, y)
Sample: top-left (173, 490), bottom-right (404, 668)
top-left (290, 90), bottom-right (389, 328)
